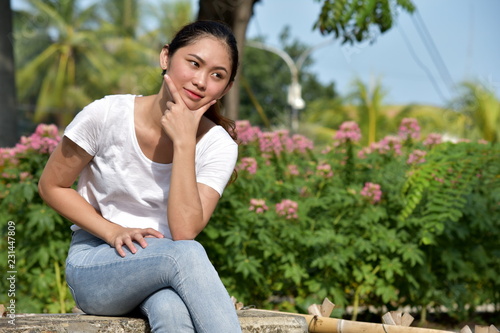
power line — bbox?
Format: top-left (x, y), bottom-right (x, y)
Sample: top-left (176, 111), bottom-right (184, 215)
top-left (398, 23), bottom-right (448, 103)
top-left (411, 9), bottom-right (455, 94)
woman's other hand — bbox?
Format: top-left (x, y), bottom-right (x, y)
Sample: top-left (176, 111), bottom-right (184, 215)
top-left (106, 225), bottom-right (164, 257)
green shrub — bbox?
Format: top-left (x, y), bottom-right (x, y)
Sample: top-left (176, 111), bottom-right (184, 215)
top-left (0, 125), bottom-right (72, 313)
top-left (1, 119), bottom-right (499, 320)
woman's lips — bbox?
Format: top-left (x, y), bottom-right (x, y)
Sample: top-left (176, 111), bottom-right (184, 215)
top-left (184, 88), bottom-right (203, 100)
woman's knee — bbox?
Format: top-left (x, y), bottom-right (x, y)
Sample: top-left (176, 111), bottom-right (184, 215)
top-left (174, 240), bottom-right (207, 258)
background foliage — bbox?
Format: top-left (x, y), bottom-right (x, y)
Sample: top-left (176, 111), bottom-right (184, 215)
top-left (1, 119), bottom-right (499, 324)
top-left (3, 0), bottom-right (499, 325)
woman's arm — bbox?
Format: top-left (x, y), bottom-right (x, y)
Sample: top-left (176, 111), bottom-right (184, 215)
top-left (168, 141), bottom-right (221, 240)
top-left (161, 74), bottom-right (220, 240)
top-left (39, 136), bottom-right (163, 256)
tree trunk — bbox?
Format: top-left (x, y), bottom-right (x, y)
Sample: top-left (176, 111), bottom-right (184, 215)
top-left (197, 0), bottom-right (259, 120)
top-left (0, 0), bottom-right (19, 147)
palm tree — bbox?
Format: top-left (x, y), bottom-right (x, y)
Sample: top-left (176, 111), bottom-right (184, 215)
top-left (452, 81), bottom-right (500, 143)
top-left (16, 0), bottom-right (114, 126)
top-left (97, 0), bottom-right (193, 96)
top-left (349, 77), bottom-right (387, 145)
top-left (16, 0), bottom-right (195, 127)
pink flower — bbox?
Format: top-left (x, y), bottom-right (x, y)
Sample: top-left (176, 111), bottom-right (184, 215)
top-left (287, 164), bottom-right (300, 176)
top-left (334, 121), bottom-right (362, 145)
top-left (2, 172), bottom-right (16, 179)
top-left (292, 134), bottom-right (314, 153)
top-left (275, 199), bottom-right (299, 220)
top-left (0, 148), bottom-right (19, 167)
top-left (249, 198), bottom-right (268, 214)
top-left (321, 146), bottom-right (332, 154)
top-left (13, 124), bottom-right (61, 154)
top-left (316, 162), bottom-right (333, 178)
top-left (407, 149), bottom-right (427, 165)
top-left (35, 124), bottom-right (59, 138)
top-left (19, 172), bottom-right (31, 181)
top-left (237, 157), bottom-right (258, 175)
top-left (357, 147), bottom-right (371, 159)
top-left (360, 182), bottom-right (382, 204)
top-left (423, 133), bottom-right (442, 147)
top-left (398, 118), bottom-right (420, 140)
top-left (275, 130), bottom-right (294, 152)
top-left (258, 132), bottom-right (283, 155)
top-left (357, 136), bottom-right (402, 158)
top-left (235, 120), bottom-right (261, 144)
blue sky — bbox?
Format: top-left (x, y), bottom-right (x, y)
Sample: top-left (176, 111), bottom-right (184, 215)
top-left (241, 0), bottom-right (500, 107)
top-left (13, 0), bottom-right (499, 107)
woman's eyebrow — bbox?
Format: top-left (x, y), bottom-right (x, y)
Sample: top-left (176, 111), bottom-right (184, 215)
top-left (188, 53), bottom-right (228, 73)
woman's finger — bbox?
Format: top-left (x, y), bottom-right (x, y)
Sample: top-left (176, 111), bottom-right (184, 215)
top-left (193, 99), bottom-right (217, 120)
top-left (124, 237), bottom-right (138, 255)
top-left (165, 101), bottom-right (175, 111)
top-left (164, 74), bottom-right (183, 105)
top-left (115, 242), bottom-right (126, 258)
top-left (145, 228), bottom-right (164, 239)
top-left (133, 233), bottom-right (149, 249)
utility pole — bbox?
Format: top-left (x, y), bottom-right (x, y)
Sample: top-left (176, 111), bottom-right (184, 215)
top-left (247, 39), bottom-right (333, 133)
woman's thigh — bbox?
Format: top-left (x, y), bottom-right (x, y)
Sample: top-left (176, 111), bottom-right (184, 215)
top-left (65, 230), bottom-right (213, 315)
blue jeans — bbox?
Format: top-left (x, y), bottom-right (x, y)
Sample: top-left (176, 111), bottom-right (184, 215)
top-left (66, 230), bottom-right (241, 333)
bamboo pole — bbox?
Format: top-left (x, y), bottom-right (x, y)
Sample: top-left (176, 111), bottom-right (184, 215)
top-left (247, 309), bottom-right (458, 333)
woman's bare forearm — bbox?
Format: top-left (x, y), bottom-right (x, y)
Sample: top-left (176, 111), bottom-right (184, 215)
top-left (167, 141), bottom-right (205, 240)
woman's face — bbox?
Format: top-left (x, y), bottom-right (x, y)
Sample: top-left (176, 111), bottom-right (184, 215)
top-left (162, 37), bottom-right (233, 110)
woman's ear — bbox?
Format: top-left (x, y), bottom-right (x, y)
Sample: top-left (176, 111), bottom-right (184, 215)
top-left (160, 44), bottom-right (169, 71)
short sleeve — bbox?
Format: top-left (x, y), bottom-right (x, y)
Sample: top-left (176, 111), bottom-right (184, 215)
top-left (196, 127), bottom-right (238, 196)
top-left (64, 97), bottom-right (109, 156)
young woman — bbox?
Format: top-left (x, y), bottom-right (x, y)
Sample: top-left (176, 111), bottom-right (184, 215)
top-left (38, 21), bottom-right (242, 332)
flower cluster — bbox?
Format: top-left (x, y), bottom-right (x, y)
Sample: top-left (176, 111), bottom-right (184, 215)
top-left (1, 124), bottom-right (60, 168)
top-left (398, 118), bottom-right (420, 140)
top-left (360, 182), bottom-right (382, 204)
top-left (275, 199), bottom-right (299, 220)
top-left (407, 149), bottom-right (427, 165)
top-left (334, 121), bottom-right (362, 144)
top-left (249, 198), bottom-right (268, 214)
top-left (258, 131), bottom-right (282, 155)
top-left (287, 164), bottom-right (300, 176)
top-left (235, 120), bottom-right (262, 144)
top-left (235, 120), bottom-right (314, 156)
top-left (358, 135), bottom-right (402, 158)
top-left (292, 134), bottom-right (314, 153)
top-left (316, 162), bottom-right (333, 178)
top-left (237, 157), bottom-right (258, 175)
top-left (423, 133), bottom-right (442, 147)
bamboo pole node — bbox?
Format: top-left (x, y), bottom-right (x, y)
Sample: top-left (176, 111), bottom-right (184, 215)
top-left (474, 325), bottom-right (500, 333)
top-left (307, 298), bottom-right (335, 318)
top-left (382, 311), bottom-right (414, 326)
top-left (459, 325), bottom-right (473, 333)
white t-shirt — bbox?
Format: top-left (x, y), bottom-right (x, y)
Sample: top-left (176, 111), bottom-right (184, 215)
top-left (64, 94), bottom-right (238, 239)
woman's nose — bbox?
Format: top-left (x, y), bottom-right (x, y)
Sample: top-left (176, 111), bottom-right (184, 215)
top-left (193, 72), bottom-right (207, 90)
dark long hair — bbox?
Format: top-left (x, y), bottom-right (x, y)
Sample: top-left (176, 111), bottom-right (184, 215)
top-left (163, 20), bottom-right (239, 140)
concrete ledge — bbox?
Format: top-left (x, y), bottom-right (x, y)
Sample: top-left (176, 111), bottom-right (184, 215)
top-left (0, 310), bottom-right (308, 333)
